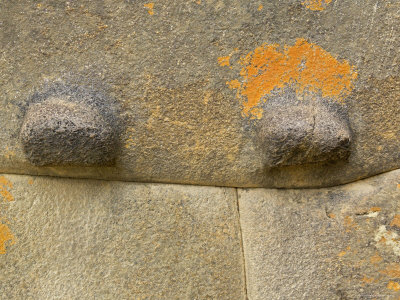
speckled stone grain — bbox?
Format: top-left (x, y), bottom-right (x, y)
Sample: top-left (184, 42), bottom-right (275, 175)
top-left (0, 175), bottom-right (245, 300)
top-left (239, 169), bottom-right (400, 299)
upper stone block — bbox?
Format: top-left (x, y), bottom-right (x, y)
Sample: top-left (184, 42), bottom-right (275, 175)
top-left (0, 0), bottom-right (399, 187)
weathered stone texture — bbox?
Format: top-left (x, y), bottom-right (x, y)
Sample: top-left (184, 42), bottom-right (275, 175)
top-left (18, 82), bottom-right (123, 167)
top-left (0, 0), bottom-right (398, 187)
top-left (256, 90), bottom-right (352, 167)
top-left (239, 169), bottom-right (400, 299)
top-left (0, 175), bottom-right (245, 299)
top-left (20, 98), bottom-right (118, 166)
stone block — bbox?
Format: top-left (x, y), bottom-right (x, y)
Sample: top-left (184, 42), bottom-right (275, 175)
top-left (239, 169), bottom-right (400, 299)
top-left (0, 0), bottom-right (398, 187)
top-left (0, 175), bottom-right (245, 299)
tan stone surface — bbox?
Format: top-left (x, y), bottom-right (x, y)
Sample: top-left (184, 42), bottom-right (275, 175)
top-left (0, 0), bottom-right (399, 188)
top-left (0, 174), bottom-right (245, 299)
top-left (239, 169), bottom-right (400, 299)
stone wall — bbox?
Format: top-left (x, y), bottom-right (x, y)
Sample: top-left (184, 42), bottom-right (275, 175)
top-left (1, 171), bottom-right (400, 299)
top-left (1, 0), bottom-right (399, 299)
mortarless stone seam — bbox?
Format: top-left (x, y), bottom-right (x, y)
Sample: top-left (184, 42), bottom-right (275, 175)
top-left (235, 187), bottom-right (249, 300)
top-left (0, 167), bottom-right (398, 190)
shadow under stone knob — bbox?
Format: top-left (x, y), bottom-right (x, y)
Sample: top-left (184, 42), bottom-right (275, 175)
top-left (20, 87), bottom-right (121, 166)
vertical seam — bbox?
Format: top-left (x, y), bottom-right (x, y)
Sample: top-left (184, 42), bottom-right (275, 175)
top-left (235, 187), bottom-right (249, 300)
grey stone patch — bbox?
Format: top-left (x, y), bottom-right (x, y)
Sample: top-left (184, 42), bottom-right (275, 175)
top-left (0, 175), bottom-right (245, 299)
top-left (19, 82), bottom-right (123, 166)
top-left (255, 89), bottom-right (351, 167)
top-left (238, 169), bottom-right (400, 300)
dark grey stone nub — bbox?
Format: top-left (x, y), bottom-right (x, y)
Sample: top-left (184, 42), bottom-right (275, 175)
top-left (256, 90), bottom-right (352, 167)
top-left (20, 84), bottom-right (122, 166)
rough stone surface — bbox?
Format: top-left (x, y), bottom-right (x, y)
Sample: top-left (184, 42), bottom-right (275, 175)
top-left (256, 90), bottom-right (351, 167)
top-left (0, 1), bottom-right (399, 188)
top-left (19, 82), bottom-right (122, 166)
top-left (0, 175), bottom-right (245, 299)
top-left (239, 169), bottom-right (400, 299)
top-left (20, 99), bottom-right (117, 166)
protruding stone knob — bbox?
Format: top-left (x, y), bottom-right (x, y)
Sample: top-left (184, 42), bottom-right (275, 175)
top-left (20, 84), bottom-right (121, 166)
top-left (257, 93), bottom-right (352, 167)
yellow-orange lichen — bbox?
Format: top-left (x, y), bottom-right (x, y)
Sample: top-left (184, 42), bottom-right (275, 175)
top-left (391, 215), bottom-right (400, 228)
top-left (218, 56), bottom-right (231, 67)
top-left (381, 264), bottom-right (400, 278)
top-left (302, 0), bottom-right (332, 11)
top-left (224, 39), bottom-right (357, 118)
top-left (370, 207), bottom-right (382, 212)
top-left (0, 176), bottom-right (14, 202)
top-left (144, 3), bottom-right (154, 15)
top-left (0, 176), bottom-right (15, 254)
top-left (387, 281), bottom-right (400, 291)
top-left (362, 276), bottom-right (375, 284)
top-left (370, 253), bottom-right (383, 264)
top-left (344, 216), bottom-right (358, 232)
top-left (0, 223), bottom-right (15, 255)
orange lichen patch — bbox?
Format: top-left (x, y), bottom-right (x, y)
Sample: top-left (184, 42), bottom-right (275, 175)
top-left (397, 183), bottom-right (400, 189)
top-left (379, 236), bottom-right (387, 244)
top-left (328, 213), bottom-right (336, 219)
top-left (0, 223), bottom-right (16, 254)
top-left (338, 245), bottom-right (351, 257)
top-left (302, 0), bottom-right (332, 11)
top-left (28, 179), bottom-right (34, 185)
top-left (0, 176), bottom-right (14, 202)
top-left (0, 176), bottom-right (16, 254)
top-left (387, 281), bottom-right (400, 291)
top-left (344, 216), bottom-right (352, 225)
top-left (218, 56), bottom-right (231, 67)
top-left (144, 3), bottom-right (154, 15)
top-left (391, 215), bottom-right (400, 228)
top-left (225, 39), bottom-right (357, 118)
top-left (227, 79), bottom-right (241, 90)
top-left (218, 48), bottom-right (239, 69)
top-left (258, 4), bottom-right (263, 11)
top-left (381, 264), bottom-right (400, 278)
top-left (371, 207), bottom-right (382, 212)
top-left (344, 216), bottom-right (358, 232)
top-left (362, 275), bottom-right (375, 284)
top-left (370, 253), bottom-right (383, 264)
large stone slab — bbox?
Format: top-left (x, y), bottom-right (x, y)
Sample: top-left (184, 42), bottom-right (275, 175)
top-left (0, 0), bottom-right (399, 188)
top-left (239, 169), bottom-right (400, 299)
top-left (0, 174), bottom-right (245, 299)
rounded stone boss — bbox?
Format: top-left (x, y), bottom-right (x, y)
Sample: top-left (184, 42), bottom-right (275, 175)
top-left (254, 88), bottom-right (352, 168)
top-left (19, 82), bottom-right (122, 166)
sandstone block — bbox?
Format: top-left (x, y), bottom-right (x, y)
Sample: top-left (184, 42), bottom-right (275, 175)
top-left (0, 175), bottom-right (245, 299)
top-left (239, 169), bottom-right (400, 299)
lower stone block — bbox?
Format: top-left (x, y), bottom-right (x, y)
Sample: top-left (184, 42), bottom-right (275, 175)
top-left (0, 175), bottom-right (245, 299)
top-left (239, 169), bottom-right (400, 300)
